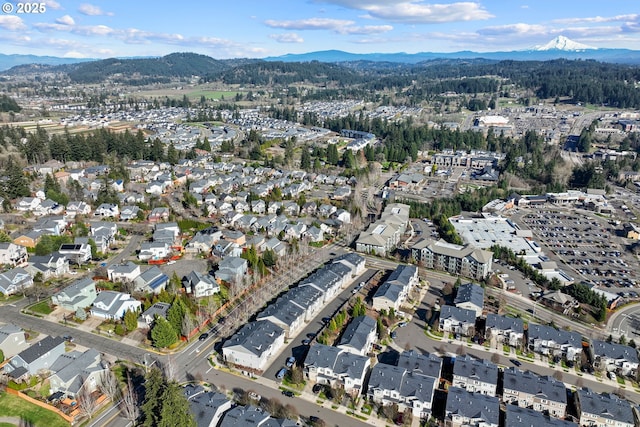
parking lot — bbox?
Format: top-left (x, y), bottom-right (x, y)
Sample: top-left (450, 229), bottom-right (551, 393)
top-left (517, 209), bottom-right (637, 293)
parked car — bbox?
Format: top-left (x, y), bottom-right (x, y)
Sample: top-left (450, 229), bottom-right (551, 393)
top-left (282, 390), bottom-right (295, 397)
top-left (312, 384), bottom-right (323, 394)
top-left (286, 356), bottom-right (296, 368)
top-left (276, 368), bottom-right (287, 380)
top-left (510, 359), bottom-right (521, 367)
top-left (198, 333), bottom-right (209, 341)
top-left (302, 339), bottom-right (311, 345)
top-left (63, 335), bottom-right (73, 342)
top-left (248, 392), bottom-right (261, 401)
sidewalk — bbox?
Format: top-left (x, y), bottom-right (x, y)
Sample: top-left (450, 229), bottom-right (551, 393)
top-left (252, 375), bottom-right (391, 427)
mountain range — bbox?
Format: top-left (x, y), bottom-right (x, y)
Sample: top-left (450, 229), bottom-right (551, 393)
top-left (0, 36), bottom-right (639, 72)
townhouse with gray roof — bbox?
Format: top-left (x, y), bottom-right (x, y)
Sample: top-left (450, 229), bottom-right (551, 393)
top-left (337, 315), bottom-right (377, 356)
top-left (281, 285), bottom-right (323, 321)
top-left (372, 264), bottom-right (418, 312)
top-left (48, 348), bottom-right (108, 398)
top-left (454, 283), bottom-right (485, 317)
top-left (51, 277), bottom-right (97, 311)
top-left (0, 324), bottom-right (28, 359)
top-left (452, 355), bottom-right (499, 396)
top-left (505, 404), bottom-right (577, 427)
top-left (5, 335), bottom-right (66, 379)
top-left (183, 385), bottom-right (233, 427)
top-left (215, 256), bottom-right (248, 285)
top-left (485, 313), bottom-right (524, 349)
top-left (575, 388), bottom-right (635, 427)
top-left (222, 320), bottom-right (285, 372)
top-left (502, 367), bottom-right (567, 418)
top-left (367, 362), bottom-right (437, 419)
top-left (299, 267), bottom-right (342, 304)
top-left (332, 252), bottom-right (365, 276)
top-left (445, 387), bottom-right (499, 427)
top-left (256, 297), bottom-right (306, 339)
top-left (303, 343), bottom-right (370, 395)
top-left (219, 405), bottom-right (297, 427)
top-left (439, 306), bottom-right (477, 337)
top-left (397, 350), bottom-right (443, 379)
top-left (590, 339), bottom-right (639, 377)
top-left (527, 323), bottom-right (583, 361)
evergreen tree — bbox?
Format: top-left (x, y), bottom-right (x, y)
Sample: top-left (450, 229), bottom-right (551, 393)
top-left (140, 368), bottom-right (164, 427)
top-left (326, 143), bottom-right (339, 165)
top-left (157, 381), bottom-right (196, 427)
top-left (167, 297), bottom-right (187, 336)
top-left (300, 146), bottom-right (311, 170)
top-left (2, 158), bottom-right (30, 199)
top-left (150, 317), bottom-right (178, 348)
top-left (123, 309), bottom-right (138, 332)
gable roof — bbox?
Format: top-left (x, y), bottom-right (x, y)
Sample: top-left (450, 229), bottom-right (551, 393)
top-left (337, 315), bottom-right (376, 352)
top-left (446, 386), bottom-right (499, 424)
top-left (591, 340), bottom-right (639, 363)
top-left (397, 350), bottom-right (443, 379)
top-left (440, 305), bottom-right (476, 324)
top-left (527, 323), bottom-right (582, 348)
top-left (453, 355), bottom-right (498, 386)
top-left (454, 283), bottom-right (485, 309)
top-left (576, 388), bottom-right (634, 424)
top-left (222, 320), bottom-right (284, 357)
top-left (485, 313), bottom-right (524, 334)
top-left (16, 335), bottom-right (65, 364)
top-left (503, 367), bottom-right (567, 404)
top-left (505, 404), bottom-right (576, 427)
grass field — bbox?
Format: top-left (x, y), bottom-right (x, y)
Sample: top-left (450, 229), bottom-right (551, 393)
top-left (28, 301), bottom-right (53, 315)
top-left (187, 90), bottom-right (241, 100)
top-left (0, 393), bottom-right (69, 427)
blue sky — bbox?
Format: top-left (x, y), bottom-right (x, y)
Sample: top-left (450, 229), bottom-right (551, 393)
top-left (0, 0), bottom-right (638, 59)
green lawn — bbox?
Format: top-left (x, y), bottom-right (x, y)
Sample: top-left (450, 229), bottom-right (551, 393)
top-left (29, 301), bottom-right (53, 315)
top-left (0, 392), bottom-right (69, 427)
top-left (187, 90), bottom-right (241, 100)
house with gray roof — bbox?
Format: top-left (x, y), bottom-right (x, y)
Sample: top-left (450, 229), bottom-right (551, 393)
top-left (485, 314), bottom-right (524, 348)
top-left (219, 405), bottom-right (297, 427)
top-left (527, 323), bottom-right (583, 361)
top-left (0, 242), bottom-right (28, 267)
top-left (397, 350), bottom-right (442, 379)
top-left (505, 404), bottom-right (577, 427)
top-left (51, 277), bottom-right (97, 311)
top-left (107, 261), bottom-right (141, 283)
top-left (502, 367), bottom-right (567, 418)
top-left (222, 320), bottom-right (285, 372)
top-left (0, 267), bottom-right (33, 297)
top-left (304, 343), bottom-right (370, 394)
top-left (452, 355), bottom-right (499, 396)
top-left (138, 302), bottom-right (171, 329)
top-left (184, 386), bottom-right (233, 427)
top-left (445, 387), bottom-right (499, 427)
top-left (454, 283), bottom-right (485, 317)
top-left (48, 348), bottom-right (107, 397)
top-left (26, 252), bottom-right (69, 279)
top-left (0, 324), bottom-right (28, 359)
top-left (575, 388), bottom-right (634, 427)
top-left (439, 306), bottom-right (476, 336)
top-left (337, 315), bottom-right (377, 356)
top-left (90, 291), bottom-right (141, 320)
top-left (590, 340), bottom-right (639, 377)
top-left (183, 271), bottom-right (220, 298)
top-left (215, 256), bottom-right (247, 285)
top-left (133, 266), bottom-right (169, 294)
top-left (5, 335), bottom-right (66, 378)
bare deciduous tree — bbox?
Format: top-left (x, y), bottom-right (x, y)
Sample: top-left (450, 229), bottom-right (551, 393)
top-left (120, 373), bottom-right (139, 422)
top-left (181, 313), bottom-right (196, 341)
top-left (99, 370), bottom-right (121, 402)
top-left (77, 383), bottom-right (98, 420)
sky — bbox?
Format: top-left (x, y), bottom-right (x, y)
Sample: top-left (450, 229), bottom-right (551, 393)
top-left (0, 0), bottom-right (638, 59)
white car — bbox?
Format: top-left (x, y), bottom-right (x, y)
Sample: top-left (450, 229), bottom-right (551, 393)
top-left (248, 392), bottom-right (261, 401)
top-left (167, 260), bottom-right (176, 265)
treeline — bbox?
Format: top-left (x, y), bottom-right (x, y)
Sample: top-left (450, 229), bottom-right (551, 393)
top-left (0, 94), bottom-right (21, 112)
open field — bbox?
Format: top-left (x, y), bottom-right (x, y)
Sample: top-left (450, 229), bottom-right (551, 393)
top-left (0, 393), bottom-right (69, 427)
top-left (186, 90), bottom-right (242, 100)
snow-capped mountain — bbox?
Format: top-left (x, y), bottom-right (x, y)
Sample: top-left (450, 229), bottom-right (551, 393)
top-left (534, 36), bottom-right (595, 51)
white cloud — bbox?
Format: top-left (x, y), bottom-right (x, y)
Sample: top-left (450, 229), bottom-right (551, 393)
top-left (265, 17), bottom-right (355, 31)
top-left (78, 3), bottom-right (113, 16)
top-left (0, 15), bottom-right (27, 31)
top-left (553, 14), bottom-right (639, 25)
top-left (63, 51), bottom-right (88, 58)
top-left (269, 33), bottom-right (304, 43)
top-left (265, 17), bottom-right (392, 35)
top-left (478, 23), bottom-right (546, 36)
top-left (316, 1), bottom-right (493, 24)
top-left (44, 0), bottom-right (62, 10)
top-left (55, 15), bottom-right (75, 26)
